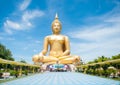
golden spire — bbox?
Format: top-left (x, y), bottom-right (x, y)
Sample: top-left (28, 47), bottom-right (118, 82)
top-left (51, 13), bottom-right (62, 27)
top-left (55, 13), bottom-right (58, 19)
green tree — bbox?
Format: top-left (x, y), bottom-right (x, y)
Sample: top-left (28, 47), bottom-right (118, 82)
top-left (112, 54), bottom-right (120, 59)
top-left (88, 56), bottom-right (110, 64)
top-left (20, 59), bottom-right (27, 63)
top-left (97, 56), bottom-right (110, 62)
top-left (0, 43), bottom-right (14, 61)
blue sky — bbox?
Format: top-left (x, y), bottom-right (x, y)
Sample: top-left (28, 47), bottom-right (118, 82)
top-left (0, 0), bottom-right (120, 64)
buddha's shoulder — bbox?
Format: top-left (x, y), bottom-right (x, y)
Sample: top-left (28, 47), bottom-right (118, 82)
top-left (44, 36), bottom-right (50, 39)
top-left (44, 35), bottom-right (53, 39)
top-left (45, 35), bottom-right (53, 38)
top-left (60, 35), bottom-right (69, 39)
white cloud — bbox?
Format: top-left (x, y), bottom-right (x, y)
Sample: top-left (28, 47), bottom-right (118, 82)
top-left (105, 16), bottom-right (120, 23)
top-left (2, 0), bottom-right (44, 34)
top-left (70, 32), bottom-right (120, 63)
top-left (4, 20), bottom-right (21, 30)
top-left (68, 5), bottom-right (120, 63)
top-left (69, 23), bottom-right (120, 42)
top-left (4, 19), bottom-right (26, 34)
top-left (22, 10), bottom-right (44, 27)
top-left (70, 37), bottom-right (120, 63)
top-left (3, 10), bottom-right (44, 34)
top-left (22, 10), bottom-right (44, 21)
top-left (19, 0), bottom-right (31, 11)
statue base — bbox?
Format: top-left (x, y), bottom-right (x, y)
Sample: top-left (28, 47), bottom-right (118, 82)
top-left (41, 63), bottom-right (76, 72)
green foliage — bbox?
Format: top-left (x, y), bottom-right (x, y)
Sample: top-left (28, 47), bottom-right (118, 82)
top-left (0, 43), bottom-right (14, 61)
top-left (25, 70), bottom-right (28, 75)
top-left (95, 56), bottom-right (110, 62)
top-left (102, 70), bottom-right (109, 77)
top-left (102, 64), bottom-right (110, 70)
top-left (20, 60), bottom-right (27, 63)
top-left (112, 54), bottom-right (120, 59)
top-left (79, 54), bottom-right (120, 79)
top-left (9, 70), bottom-right (16, 76)
top-left (87, 61), bottom-right (94, 64)
top-left (88, 54), bottom-right (120, 64)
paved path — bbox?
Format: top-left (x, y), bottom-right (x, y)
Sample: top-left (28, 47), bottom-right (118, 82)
top-left (1, 72), bottom-right (120, 85)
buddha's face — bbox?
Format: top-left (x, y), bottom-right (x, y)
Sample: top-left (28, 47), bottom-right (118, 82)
top-left (52, 22), bottom-right (61, 34)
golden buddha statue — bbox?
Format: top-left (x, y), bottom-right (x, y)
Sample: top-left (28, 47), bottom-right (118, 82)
top-left (32, 13), bottom-right (80, 65)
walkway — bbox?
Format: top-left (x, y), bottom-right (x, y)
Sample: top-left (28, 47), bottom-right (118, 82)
top-left (1, 72), bottom-right (120, 85)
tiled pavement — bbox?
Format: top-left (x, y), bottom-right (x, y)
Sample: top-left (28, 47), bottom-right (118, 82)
top-left (0, 72), bottom-right (120, 85)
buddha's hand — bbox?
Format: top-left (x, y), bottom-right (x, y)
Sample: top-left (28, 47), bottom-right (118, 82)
top-left (56, 54), bottom-right (62, 58)
top-left (38, 53), bottom-right (44, 61)
top-left (38, 53), bottom-right (44, 57)
top-left (74, 55), bottom-right (80, 62)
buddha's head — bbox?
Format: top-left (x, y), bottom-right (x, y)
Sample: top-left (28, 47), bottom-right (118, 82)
top-left (51, 13), bottom-right (62, 34)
